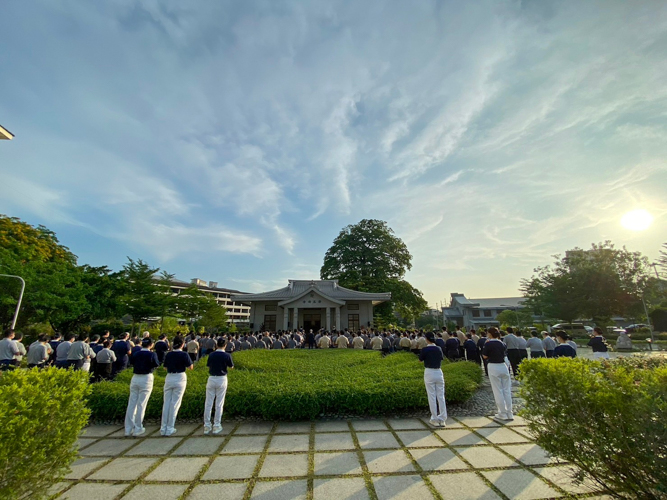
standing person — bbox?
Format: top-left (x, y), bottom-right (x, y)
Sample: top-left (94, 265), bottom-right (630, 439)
top-left (463, 333), bottom-right (479, 363)
top-left (435, 332), bottom-right (446, 352)
top-left (26, 334), bottom-right (51, 368)
top-left (526, 331), bottom-right (545, 358)
top-left (111, 333), bottom-right (132, 376)
top-left (399, 333), bottom-right (412, 352)
top-left (477, 331), bottom-right (489, 376)
top-left (515, 331), bottom-right (529, 369)
top-left (48, 333), bottom-right (61, 366)
top-left (456, 327), bottom-right (466, 358)
top-left (67, 334), bottom-right (96, 370)
top-left (186, 336), bottom-right (199, 363)
top-left (336, 332), bottom-right (349, 349)
top-left (0, 330), bottom-right (20, 367)
top-left (542, 331), bottom-right (556, 358)
top-left (12, 332), bottom-right (27, 365)
top-left (554, 332), bottom-right (577, 358)
top-left (588, 327), bottom-right (610, 359)
top-left (124, 338), bottom-right (160, 437)
top-left (306, 329), bottom-right (315, 349)
top-left (161, 337), bottom-right (193, 437)
top-left (204, 337), bottom-right (234, 435)
top-left (482, 327), bottom-right (513, 421)
top-left (154, 334), bottom-right (169, 365)
top-left (94, 340), bottom-right (117, 381)
top-left (503, 328), bottom-right (521, 378)
top-left (55, 334), bottom-right (75, 368)
top-left (419, 332), bottom-right (447, 427)
top-left (444, 331), bottom-right (460, 361)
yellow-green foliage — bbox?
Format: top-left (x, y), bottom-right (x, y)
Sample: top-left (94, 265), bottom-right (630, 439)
top-left (519, 357), bottom-right (667, 499)
top-left (90, 350), bottom-right (481, 421)
top-left (0, 368), bottom-right (91, 500)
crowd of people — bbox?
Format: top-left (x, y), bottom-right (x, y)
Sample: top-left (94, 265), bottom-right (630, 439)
top-left (0, 323), bottom-right (611, 435)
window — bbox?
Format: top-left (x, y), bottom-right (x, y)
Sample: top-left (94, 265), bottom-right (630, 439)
top-left (264, 315), bottom-right (277, 331)
top-left (483, 310), bottom-right (492, 317)
top-left (347, 304), bottom-right (359, 310)
top-left (265, 305), bottom-right (277, 311)
top-left (472, 310), bottom-right (480, 318)
top-left (348, 314), bottom-right (360, 330)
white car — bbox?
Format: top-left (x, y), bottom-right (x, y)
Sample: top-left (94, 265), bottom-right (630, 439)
top-left (584, 326), bottom-right (594, 334)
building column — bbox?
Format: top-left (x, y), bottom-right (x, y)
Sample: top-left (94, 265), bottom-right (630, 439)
top-left (283, 307), bottom-right (289, 331)
top-left (335, 307), bottom-right (341, 332)
top-left (293, 307), bottom-right (299, 329)
top-left (326, 307), bottom-right (331, 331)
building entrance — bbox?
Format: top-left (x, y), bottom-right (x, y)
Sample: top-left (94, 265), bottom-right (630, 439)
top-left (303, 312), bottom-right (322, 332)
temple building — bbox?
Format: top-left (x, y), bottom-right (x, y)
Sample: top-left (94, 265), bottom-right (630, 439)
top-left (231, 280), bottom-right (391, 332)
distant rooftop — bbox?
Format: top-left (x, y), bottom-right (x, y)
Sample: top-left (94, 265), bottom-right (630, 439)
top-left (0, 124), bottom-right (14, 140)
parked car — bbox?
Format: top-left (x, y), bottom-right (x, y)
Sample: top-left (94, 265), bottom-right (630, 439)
top-left (551, 323), bottom-right (589, 337)
top-left (625, 324), bottom-right (648, 333)
top-left (584, 326), bottom-right (594, 334)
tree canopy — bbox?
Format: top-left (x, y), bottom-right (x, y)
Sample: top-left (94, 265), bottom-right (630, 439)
top-left (320, 219), bottom-right (427, 324)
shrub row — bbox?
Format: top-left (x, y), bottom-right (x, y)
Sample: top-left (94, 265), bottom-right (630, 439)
top-left (0, 368), bottom-right (91, 500)
top-left (518, 357), bottom-right (667, 498)
top-left (89, 350), bottom-right (482, 421)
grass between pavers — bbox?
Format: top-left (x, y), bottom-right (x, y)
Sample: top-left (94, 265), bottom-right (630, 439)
top-left (89, 350), bottom-right (482, 421)
top-left (63, 417), bottom-right (605, 500)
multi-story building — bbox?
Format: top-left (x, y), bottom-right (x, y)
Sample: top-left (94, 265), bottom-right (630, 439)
top-left (442, 293), bottom-right (527, 329)
top-left (168, 278), bottom-right (251, 325)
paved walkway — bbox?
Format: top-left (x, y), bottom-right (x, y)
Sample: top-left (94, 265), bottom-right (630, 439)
top-left (51, 416), bottom-right (608, 500)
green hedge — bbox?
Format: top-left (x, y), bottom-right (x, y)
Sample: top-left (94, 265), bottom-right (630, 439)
top-left (89, 350), bottom-right (482, 421)
top-left (518, 357), bottom-right (667, 498)
top-left (0, 368), bottom-right (91, 500)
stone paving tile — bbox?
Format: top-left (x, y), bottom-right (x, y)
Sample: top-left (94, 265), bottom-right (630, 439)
top-left (455, 417), bottom-right (501, 428)
top-left (120, 484), bottom-right (188, 500)
top-left (109, 425), bottom-right (160, 438)
top-left (313, 478), bottom-right (370, 500)
top-left (236, 422), bottom-right (274, 434)
top-left (395, 430), bottom-right (442, 448)
top-left (221, 435), bottom-right (269, 453)
top-left (351, 420), bottom-right (388, 432)
top-left (408, 448), bottom-right (468, 471)
top-left (314, 432), bottom-right (356, 451)
top-left (477, 427), bottom-right (531, 444)
top-left (535, 465), bottom-right (601, 495)
top-left (509, 426), bottom-right (536, 440)
top-left (419, 417), bottom-right (463, 429)
top-left (188, 483), bottom-right (248, 500)
top-left (314, 452), bottom-right (363, 476)
top-left (500, 444), bottom-right (556, 466)
top-left (81, 425), bottom-right (122, 437)
top-left (79, 438), bottom-right (136, 456)
top-left (259, 453), bottom-right (309, 477)
top-left (65, 457), bottom-right (109, 479)
top-left (355, 432), bottom-right (401, 449)
top-left (268, 434), bottom-right (310, 452)
top-left (386, 418), bottom-right (425, 430)
top-left (58, 482), bottom-right (127, 500)
top-left (251, 479), bottom-right (308, 499)
top-left (316, 420), bottom-right (350, 432)
top-left (76, 438), bottom-right (98, 450)
top-left (172, 437), bottom-right (225, 455)
top-left (435, 428), bottom-right (486, 446)
top-left (504, 415), bottom-right (528, 426)
top-left (202, 454), bottom-right (260, 480)
top-left (372, 474), bottom-right (435, 500)
top-left (429, 471), bottom-right (502, 499)
top-left (455, 446), bottom-right (518, 468)
top-left (125, 437), bottom-right (182, 456)
top-left (145, 457), bottom-right (208, 482)
top-left (88, 457), bottom-right (158, 480)
top-left (275, 421), bottom-right (312, 434)
top-left (363, 449), bottom-right (415, 473)
top-left (482, 469), bottom-right (563, 499)
top-left (46, 482), bottom-right (70, 497)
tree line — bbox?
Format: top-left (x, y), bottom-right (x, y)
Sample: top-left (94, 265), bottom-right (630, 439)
top-left (0, 215), bottom-right (228, 335)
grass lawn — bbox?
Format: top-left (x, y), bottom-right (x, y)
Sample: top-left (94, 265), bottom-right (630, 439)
top-left (89, 350), bottom-right (482, 421)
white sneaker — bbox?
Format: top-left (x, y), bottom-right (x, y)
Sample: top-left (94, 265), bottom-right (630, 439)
top-left (124, 431), bottom-right (133, 437)
top-left (134, 427), bottom-right (146, 437)
top-left (165, 428), bottom-right (177, 437)
top-left (203, 426), bottom-right (212, 435)
top-left (438, 420), bottom-right (447, 428)
top-left (429, 419), bottom-right (440, 427)
top-left (212, 425), bottom-right (223, 435)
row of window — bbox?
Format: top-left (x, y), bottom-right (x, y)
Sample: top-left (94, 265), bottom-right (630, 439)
top-left (472, 309), bottom-right (494, 318)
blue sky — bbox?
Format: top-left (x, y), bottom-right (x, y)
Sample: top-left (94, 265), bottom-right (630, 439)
top-left (1, 0), bottom-right (666, 307)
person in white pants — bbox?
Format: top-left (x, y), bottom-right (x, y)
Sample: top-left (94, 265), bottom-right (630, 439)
top-left (482, 327), bottom-right (513, 421)
top-left (161, 337), bottom-right (193, 436)
top-left (204, 337), bottom-right (235, 434)
top-left (418, 332), bottom-right (447, 427)
top-left (125, 338), bottom-right (160, 437)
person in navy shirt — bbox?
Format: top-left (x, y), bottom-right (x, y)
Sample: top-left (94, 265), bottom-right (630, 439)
top-left (419, 332), bottom-right (447, 427)
top-left (444, 332), bottom-right (460, 361)
top-left (161, 337), bottom-right (193, 436)
top-left (112, 333), bottom-right (132, 376)
top-left (554, 331), bottom-right (577, 358)
top-left (482, 327), bottom-right (513, 421)
top-left (464, 333), bottom-right (480, 363)
top-left (587, 327), bottom-right (610, 359)
top-left (204, 337), bottom-right (235, 435)
top-left (124, 338), bottom-right (160, 437)
top-left (154, 334), bottom-right (169, 365)
top-left (435, 333), bottom-right (447, 352)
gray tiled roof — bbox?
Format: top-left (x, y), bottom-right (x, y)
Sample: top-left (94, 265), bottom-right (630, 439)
top-left (231, 280), bottom-right (391, 303)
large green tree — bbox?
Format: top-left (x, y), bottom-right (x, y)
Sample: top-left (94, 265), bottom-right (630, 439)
top-left (320, 219), bottom-right (427, 323)
top-left (522, 242), bottom-right (651, 324)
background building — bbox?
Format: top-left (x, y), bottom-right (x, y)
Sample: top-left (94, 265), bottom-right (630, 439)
top-left (442, 293), bottom-right (526, 329)
top-left (231, 279), bottom-right (391, 332)
top-left (169, 278), bottom-right (251, 325)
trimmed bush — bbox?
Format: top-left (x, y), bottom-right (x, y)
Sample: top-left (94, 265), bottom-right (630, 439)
top-left (90, 350), bottom-right (482, 421)
top-left (0, 367), bottom-right (91, 500)
top-left (518, 357), bottom-right (667, 499)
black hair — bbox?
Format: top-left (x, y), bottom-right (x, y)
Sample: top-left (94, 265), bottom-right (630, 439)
top-left (217, 337), bottom-right (227, 348)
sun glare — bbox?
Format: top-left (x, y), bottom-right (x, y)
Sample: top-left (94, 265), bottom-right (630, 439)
top-left (620, 209), bottom-right (653, 231)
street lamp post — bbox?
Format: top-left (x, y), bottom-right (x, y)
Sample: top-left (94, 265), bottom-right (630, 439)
top-left (0, 274), bottom-right (26, 330)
